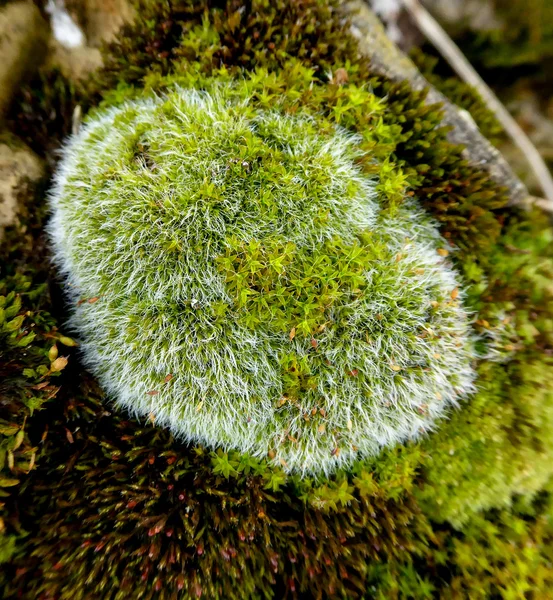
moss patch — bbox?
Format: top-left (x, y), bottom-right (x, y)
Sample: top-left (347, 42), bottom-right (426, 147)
top-left (1, 0), bottom-right (553, 597)
top-left (48, 79), bottom-right (475, 474)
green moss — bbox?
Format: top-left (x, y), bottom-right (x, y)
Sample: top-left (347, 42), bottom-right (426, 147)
top-left (0, 271), bottom-right (77, 563)
top-left (416, 357), bottom-right (553, 526)
top-left (0, 149), bottom-right (77, 563)
top-left (410, 48), bottom-right (505, 146)
top-left (218, 235), bottom-right (377, 336)
top-left (412, 208), bottom-right (553, 524)
top-left (50, 77), bottom-right (475, 475)
top-left (1, 0), bottom-right (553, 597)
top-left (464, 0), bottom-right (553, 72)
top-left (439, 494), bottom-right (553, 598)
top-left (93, 0), bottom-right (362, 92)
top-left (8, 1), bottom-right (514, 262)
top-left (367, 488), bottom-right (553, 599)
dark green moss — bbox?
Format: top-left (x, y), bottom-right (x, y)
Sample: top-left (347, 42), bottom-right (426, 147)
top-left (410, 48), bottom-right (505, 146)
top-left (3, 386), bottom-right (432, 599)
top-left (0, 270), bottom-right (76, 563)
top-left (458, 0), bottom-right (553, 74)
top-left (367, 486), bottom-right (553, 599)
top-left (6, 67), bottom-right (85, 167)
top-left (93, 0), bottom-right (362, 92)
top-left (0, 150), bottom-right (77, 563)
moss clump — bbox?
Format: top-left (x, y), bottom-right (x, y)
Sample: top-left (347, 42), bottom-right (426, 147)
top-left (93, 0), bottom-right (362, 93)
top-left (435, 491), bottom-right (553, 599)
top-left (49, 80), bottom-right (475, 475)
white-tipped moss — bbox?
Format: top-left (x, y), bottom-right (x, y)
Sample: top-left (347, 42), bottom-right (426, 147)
top-left (49, 83), bottom-right (476, 475)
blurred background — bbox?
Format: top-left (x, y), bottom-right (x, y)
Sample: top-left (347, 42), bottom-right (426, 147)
top-left (373, 0), bottom-right (553, 198)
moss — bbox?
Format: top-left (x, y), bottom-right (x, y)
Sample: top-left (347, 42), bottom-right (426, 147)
top-left (93, 0), bottom-right (362, 93)
top-left (438, 493), bottom-right (553, 598)
top-left (0, 151), bottom-right (77, 563)
top-left (416, 357), bottom-right (553, 526)
top-left (0, 269), bottom-right (77, 562)
top-left (3, 387), bottom-right (432, 600)
top-left (466, 0), bottom-right (553, 72)
top-left (367, 487), bottom-right (553, 599)
top-left (410, 48), bottom-right (505, 146)
top-left (411, 208), bottom-right (553, 524)
top-left (49, 77), bottom-right (475, 475)
top-left (1, 0), bottom-right (553, 597)
top-left (8, 1), bottom-right (514, 261)
top-left (6, 67), bottom-right (86, 167)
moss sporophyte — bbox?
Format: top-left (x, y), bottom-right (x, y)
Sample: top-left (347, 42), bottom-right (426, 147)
top-left (48, 81), bottom-right (476, 475)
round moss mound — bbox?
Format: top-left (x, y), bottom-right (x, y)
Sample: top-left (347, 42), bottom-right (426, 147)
top-left (49, 83), bottom-right (475, 475)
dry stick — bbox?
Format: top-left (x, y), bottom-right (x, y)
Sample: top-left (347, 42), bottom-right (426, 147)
top-left (402, 0), bottom-right (553, 207)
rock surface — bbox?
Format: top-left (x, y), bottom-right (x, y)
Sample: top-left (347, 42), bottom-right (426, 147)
top-left (47, 0), bottom-right (134, 81)
top-left (0, 1), bottom-right (49, 123)
top-left (46, 42), bottom-right (103, 81)
top-left (76, 0), bottom-right (134, 47)
top-left (0, 141), bottom-right (44, 239)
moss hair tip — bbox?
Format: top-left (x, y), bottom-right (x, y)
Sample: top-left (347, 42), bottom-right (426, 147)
top-left (48, 82), bottom-right (477, 475)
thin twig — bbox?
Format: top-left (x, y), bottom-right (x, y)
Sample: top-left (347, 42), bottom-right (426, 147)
top-left (402, 0), bottom-right (553, 207)
top-left (72, 105), bottom-right (82, 136)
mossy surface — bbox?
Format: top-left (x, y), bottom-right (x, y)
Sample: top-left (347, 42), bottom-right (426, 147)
top-left (0, 183), bottom-right (77, 563)
top-left (1, 0), bottom-right (553, 597)
top-left (4, 386), bottom-right (433, 600)
top-left (410, 48), bottom-right (505, 147)
top-left (365, 488), bottom-right (553, 599)
top-left (49, 79), bottom-right (475, 475)
top-left (6, 67), bottom-right (84, 168)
